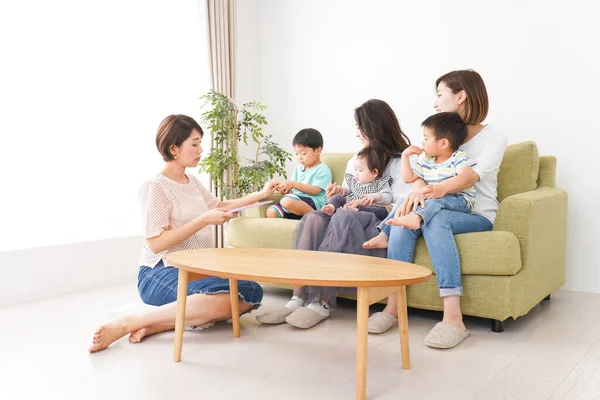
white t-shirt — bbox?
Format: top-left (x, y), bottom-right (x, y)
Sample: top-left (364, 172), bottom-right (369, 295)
top-left (138, 173), bottom-right (219, 267)
top-left (344, 154), bottom-right (409, 204)
top-left (459, 125), bottom-right (508, 224)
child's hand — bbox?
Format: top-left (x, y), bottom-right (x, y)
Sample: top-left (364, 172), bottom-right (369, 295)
top-left (277, 180), bottom-right (295, 194)
top-left (321, 204), bottom-right (335, 216)
top-left (403, 145), bottom-right (423, 157)
top-left (423, 184), bottom-right (447, 200)
top-left (362, 193), bottom-right (381, 206)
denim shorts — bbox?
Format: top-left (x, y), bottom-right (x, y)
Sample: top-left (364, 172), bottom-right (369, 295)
top-left (138, 260), bottom-right (263, 311)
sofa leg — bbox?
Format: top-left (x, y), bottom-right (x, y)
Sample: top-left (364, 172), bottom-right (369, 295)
top-left (543, 294), bottom-right (551, 301)
top-left (491, 319), bottom-right (504, 333)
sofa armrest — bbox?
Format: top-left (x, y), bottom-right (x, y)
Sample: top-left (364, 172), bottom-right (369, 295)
top-left (537, 156), bottom-right (557, 188)
top-left (243, 193), bottom-right (283, 218)
top-left (493, 187), bottom-right (568, 295)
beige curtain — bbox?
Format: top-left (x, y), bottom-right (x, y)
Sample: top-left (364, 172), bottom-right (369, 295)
top-left (206, 0), bottom-right (236, 99)
top-left (206, 0), bottom-right (237, 247)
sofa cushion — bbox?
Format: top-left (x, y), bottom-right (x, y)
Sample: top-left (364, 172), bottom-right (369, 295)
top-left (414, 230), bottom-right (522, 276)
top-left (497, 141), bottom-right (539, 202)
top-left (227, 218), bottom-right (522, 276)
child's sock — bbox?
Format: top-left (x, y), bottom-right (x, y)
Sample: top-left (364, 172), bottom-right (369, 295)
top-left (307, 301), bottom-right (330, 317)
top-left (284, 296), bottom-right (304, 310)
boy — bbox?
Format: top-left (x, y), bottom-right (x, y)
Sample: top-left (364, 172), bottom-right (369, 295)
top-left (394, 111), bottom-right (476, 229)
top-left (266, 128), bottom-right (332, 219)
top-left (364, 112), bottom-right (476, 249)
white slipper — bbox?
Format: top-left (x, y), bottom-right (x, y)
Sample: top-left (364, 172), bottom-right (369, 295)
top-left (423, 322), bottom-right (470, 349)
top-left (368, 312), bottom-right (398, 334)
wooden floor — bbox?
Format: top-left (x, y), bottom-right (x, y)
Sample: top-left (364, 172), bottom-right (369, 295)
top-left (1, 283), bottom-right (599, 400)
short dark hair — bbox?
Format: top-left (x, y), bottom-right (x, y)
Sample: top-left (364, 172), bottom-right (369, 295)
top-left (292, 128), bottom-right (323, 150)
top-left (356, 147), bottom-right (384, 178)
top-left (156, 114), bottom-right (204, 162)
top-left (436, 69), bottom-right (489, 125)
top-left (421, 112), bottom-right (468, 151)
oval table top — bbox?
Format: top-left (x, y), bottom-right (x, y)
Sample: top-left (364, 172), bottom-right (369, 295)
top-left (166, 248), bottom-right (431, 288)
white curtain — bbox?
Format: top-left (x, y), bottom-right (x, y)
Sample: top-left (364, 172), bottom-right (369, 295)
top-left (205, 0), bottom-right (238, 247)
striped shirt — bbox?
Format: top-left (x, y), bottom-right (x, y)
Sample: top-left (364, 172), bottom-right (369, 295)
top-left (413, 150), bottom-right (477, 208)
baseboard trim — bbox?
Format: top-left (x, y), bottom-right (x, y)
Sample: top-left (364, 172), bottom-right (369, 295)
top-left (0, 236), bottom-right (143, 307)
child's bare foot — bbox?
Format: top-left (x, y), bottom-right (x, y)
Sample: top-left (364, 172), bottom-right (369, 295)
top-left (322, 204), bottom-right (335, 216)
top-left (387, 213), bottom-right (422, 230)
top-left (89, 320), bottom-right (129, 353)
top-left (129, 324), bottom-right (173, 343)
top-left (363, 232), bottom-right (389, 249)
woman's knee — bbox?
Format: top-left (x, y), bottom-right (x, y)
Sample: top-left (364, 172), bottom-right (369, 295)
top-left (303, 210), bottom-right (325, 225)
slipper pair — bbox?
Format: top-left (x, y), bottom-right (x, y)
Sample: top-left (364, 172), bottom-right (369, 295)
top-left (256, 306), bottom-right (328, 329)
top-left (368, 312), bottom-right (469, 349)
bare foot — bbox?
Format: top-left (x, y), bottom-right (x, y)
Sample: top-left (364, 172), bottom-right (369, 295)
top-left (321, 204), bottom-right (335, 216)
top-left (363, 232), bottom-right (389, 249)
top-left (89, 320), bottom-right (129, 353)
top-left (387, 213), bottom-right (422, 230)
top-left (129, 324), bottom-right (173, 343)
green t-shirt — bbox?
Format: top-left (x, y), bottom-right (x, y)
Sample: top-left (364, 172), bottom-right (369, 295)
top-left (291, 162), bottom-right (332, 209)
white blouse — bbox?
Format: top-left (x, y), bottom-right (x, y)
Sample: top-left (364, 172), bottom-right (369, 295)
top-left (138, 173), bottom-right (219, 267)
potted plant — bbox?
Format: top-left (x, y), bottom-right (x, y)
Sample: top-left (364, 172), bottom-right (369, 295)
top-left (198, 90), bottom-right (291, 199)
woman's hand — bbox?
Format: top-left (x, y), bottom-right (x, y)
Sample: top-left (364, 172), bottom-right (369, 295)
top-left (343, 201), bottom-right (360, 211)
top-left (276, 180), bottom-right (295, 194)
top-left (326, 182), bottom-right (344, 199)
top-left (198, 208), bottom-right (237, 225)
top-left (396, 191), bottom-right (427, 217)
top-left (261, 180), bottom-right (279, 196)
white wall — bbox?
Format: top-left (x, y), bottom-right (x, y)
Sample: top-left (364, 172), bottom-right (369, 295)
top-left (0, 0), bottom-right (210, 251)
top-left (0, 0), bottom-right (211, 304)
top-left (237, 0), bottom-right (599, 292)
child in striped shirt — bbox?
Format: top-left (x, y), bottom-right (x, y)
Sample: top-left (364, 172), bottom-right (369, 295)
top-left (392, 112), bottom-right (476, 230)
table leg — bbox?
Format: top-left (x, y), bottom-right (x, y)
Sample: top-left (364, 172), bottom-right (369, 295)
top-left (356, 287), bottom-right (369, 400)
top-left (229, 278), bottom-right (240, 338)
top-left (173, 269), bottom-right (189, 362)
top-left (396, 285), bottom-right (410, 369)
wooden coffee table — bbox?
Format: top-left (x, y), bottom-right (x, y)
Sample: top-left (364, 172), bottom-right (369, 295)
top-left (166, 248), bottom-right (431, 400)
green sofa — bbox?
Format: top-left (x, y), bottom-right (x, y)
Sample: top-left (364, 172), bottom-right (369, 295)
top-left (226, 142), bottom-right (568, 332)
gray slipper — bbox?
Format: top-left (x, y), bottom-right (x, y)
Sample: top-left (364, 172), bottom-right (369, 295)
top-left (285, 307), bottom-right (328, 329)
top-left (256, 307), bottom-right (295, 324)
top-left (368, 312), bottom-right (398, 334)
top-left (423, 322), bottom-right (470, 349)
top-left (185, 322), bottom-right (215, 331)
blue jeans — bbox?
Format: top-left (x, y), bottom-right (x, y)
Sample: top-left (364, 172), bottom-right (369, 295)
top-left (138, 261), bottom-right (263, 310)
top-left (414, 194), bottom-right (470, 226)
top-left (383, 204), bottom-right (492, 297)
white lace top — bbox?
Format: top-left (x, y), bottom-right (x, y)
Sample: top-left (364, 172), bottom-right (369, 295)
top-left (138, 173), bottom-right (219, 267)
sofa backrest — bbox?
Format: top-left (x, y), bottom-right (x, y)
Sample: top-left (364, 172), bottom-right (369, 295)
top-left (323, 141), bottom-right (554, 203)
top-left (497, 141), bottom-right (540, 202)
top-left (321, 153), bottom-right (354, 186)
